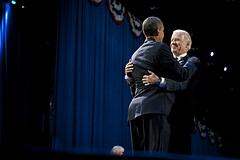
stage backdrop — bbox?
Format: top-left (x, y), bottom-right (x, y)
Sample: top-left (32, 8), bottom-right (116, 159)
top-left (53, 0), bottom-right (143, 152)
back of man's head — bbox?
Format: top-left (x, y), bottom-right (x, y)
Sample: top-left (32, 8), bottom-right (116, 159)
top-left (142, 17), bottom-right (163, 37)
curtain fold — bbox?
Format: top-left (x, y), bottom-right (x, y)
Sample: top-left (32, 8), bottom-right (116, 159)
top-left (0, 2), bottom-right (24, 147)
top-left (0, 2), bottom-right (29, 147)
top-left (0, 2), bottom-right (8, 145)
top-left (0, 1), bottom-right (53, 148)
top-left (54, 0), bottom-right (143, 152)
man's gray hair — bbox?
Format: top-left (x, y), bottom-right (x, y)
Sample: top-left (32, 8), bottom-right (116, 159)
top-left (173, 29), bottom-right (192, 50)
top-left (142, 16), bottom-right (163, 37)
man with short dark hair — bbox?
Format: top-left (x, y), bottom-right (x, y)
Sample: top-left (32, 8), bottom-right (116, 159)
top-left (127, 16), bottom-right (200, 152)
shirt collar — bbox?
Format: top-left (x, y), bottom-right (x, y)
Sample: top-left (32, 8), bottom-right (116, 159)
top-left (173, 53), bottom-right (188, 61)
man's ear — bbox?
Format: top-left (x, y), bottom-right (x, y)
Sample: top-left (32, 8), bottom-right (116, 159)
top-left (157, 28), bottom-right (161, 36)
top-left (186, 41), bottom-right (190, 49)
top-left (152, 29), bottom-right (159, 36)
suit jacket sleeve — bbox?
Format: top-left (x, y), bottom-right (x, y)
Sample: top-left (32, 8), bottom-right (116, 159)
top-left (164, 61), bottom-right (198, 91)
top-left (124, 75), bottom-right (136, 97)
top-left (164, 78), bottom-right (190, 91)
top-left (156, 43), bottom-right (197, 82)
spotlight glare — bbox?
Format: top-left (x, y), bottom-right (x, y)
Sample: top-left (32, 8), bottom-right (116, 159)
top-left (210, 51), bottom-right (214, 57)
top-left (11, 0), bottom-right (16, 5)
top-left (224, 67), bottom-right (227, 72)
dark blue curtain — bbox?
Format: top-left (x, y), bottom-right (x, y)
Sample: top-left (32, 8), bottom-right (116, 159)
top-left (0, 1), bottom-right (52, 148)
top-left (0, 2), bottom-right (28, 147)
top-left (192, 128), bottom-right (222, 156)
top-left (54, 0), bottom-right (143, 152)
top-left (0, 2), bottom-right (11, 146)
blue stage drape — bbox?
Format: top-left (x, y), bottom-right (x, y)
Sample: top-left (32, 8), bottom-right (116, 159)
top-left (1, 1), bottom-right (53, 148)
top-left (0, 0), bottom-right (225, 156)
top-left (0, 2), bottom-right (29, 147)
top-left (53, 0), bottom-right (143, 152)
top-left (192, 127), bottom-right (222, 156)
top-left (0, 2), bottom-right (11, 145)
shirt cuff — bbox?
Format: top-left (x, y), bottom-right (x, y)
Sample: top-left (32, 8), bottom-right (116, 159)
top-left (157, 77), bottom-right (166, 88)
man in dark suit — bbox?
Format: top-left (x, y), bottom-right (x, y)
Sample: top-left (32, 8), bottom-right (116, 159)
top-left (126, 17), bottom-right (200, 152)
top-left (140, 29), bottom-right (201, 154)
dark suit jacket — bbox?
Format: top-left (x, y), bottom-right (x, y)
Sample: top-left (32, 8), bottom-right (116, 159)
top-left (128, 38), bottom-right (197, 121)
top-left (165, 55), bottom-right (201, 154)
top-left (166, 55), bottom-right (201, 132)
top-left (165, 55), bottom-right (191, 91)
